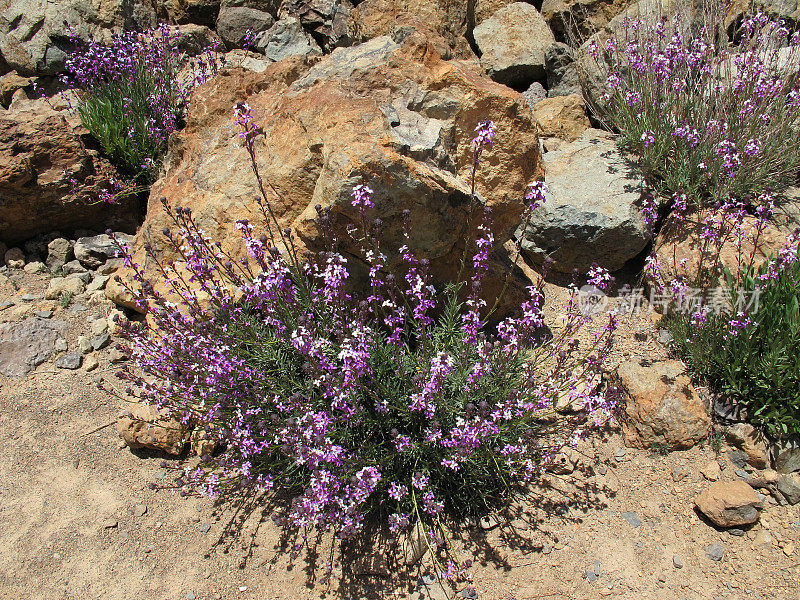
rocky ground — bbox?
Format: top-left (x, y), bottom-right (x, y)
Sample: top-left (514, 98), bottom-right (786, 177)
top-left (1, 265), bottom-right (798, 600)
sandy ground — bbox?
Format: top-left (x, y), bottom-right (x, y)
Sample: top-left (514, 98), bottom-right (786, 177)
top-left (1, 270), bottom-right (799, 600)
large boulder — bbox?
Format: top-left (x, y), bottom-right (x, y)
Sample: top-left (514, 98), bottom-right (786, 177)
top-left (694, 481), bottom-right (763, 528)
top-left (0, 0), bottom-right (157, 76)
top-left (471, 0), bottom-right (521, 27)
top-left (0, 318), bottom-right (66, 377)
top-left (541, 0), bottom-right (633, 43)
top-left (530, 94), bottom-right (591, 141)
top-left (279, 0), bottom-right (353, 52)
top-left (119, 34), bottom-right (543, 318)
top-left (216, 0), bottom-right (278, 48)
top-left (253, 16), bottom-right (322, 61)
top-left (618, 358), bottom-right (711, 450)
top-left (348, 0), bottom-right (476, 60)
top-left (517, 129), bottom-right (650, 273)
top-left (0, 97), bottom-right (139, 244)
top-left (473, 2), bottom-right (555, 88)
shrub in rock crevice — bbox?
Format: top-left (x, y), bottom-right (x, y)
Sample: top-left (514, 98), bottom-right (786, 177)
top-left (109, 109), bottom-right (617, 574)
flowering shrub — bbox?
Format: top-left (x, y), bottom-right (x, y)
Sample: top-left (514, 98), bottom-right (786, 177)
top-left (110, 110), bottom-right (616, 569)
top-left (64, 25), bottom-right (220, 184)
top-left (643, 187), bottom-right (800, 435)
top-left (664, 243), bottom-right (800, 436)
top-left (588, 10), bottom-right (800, 206)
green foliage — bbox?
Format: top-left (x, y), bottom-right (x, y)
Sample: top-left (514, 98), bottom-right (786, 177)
top-left (666, 259), bottom-right (800, 436)
top-left (59, 291), bottom-right (73, 309)
top-left (77, 64), bottom-right (177, 180)
top-left (222, 283), bottom-right (585, 522)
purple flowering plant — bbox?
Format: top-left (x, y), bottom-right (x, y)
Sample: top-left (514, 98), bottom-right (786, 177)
top-left (587, 7), bottom-right (800, 206)
top-left (109, 109), bottom-right (617, 571)
top-left (64, 24), bottom-right (221, 188)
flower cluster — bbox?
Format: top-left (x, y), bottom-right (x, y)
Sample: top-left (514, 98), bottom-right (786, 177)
top-left (589, 10), bottom-right (800, 205)
top-left (64, 24), bottom-right (221, 186)
top-left (109, 113), bottom-right (617, 569)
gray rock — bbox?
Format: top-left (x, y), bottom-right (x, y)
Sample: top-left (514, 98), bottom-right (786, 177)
top-left (728, 528), bottom-right (745, 536)
top-left (86, 275), bottom-right (110, 294)
top-left (672, 555), bottom-right (683, 569)
top-left (70, 271), bottom-right (92, 284)
top-left (78, 335), bottom-right (93, 354)
top-left (777, 475), bottom-right (800, 505)
top-left (34, 310), bottom-right (53, 319)
top-left (4, 247), bottom-right (24, 268)
top-left (216, 5), bottom-right (275, 48)
top-left (23, 261), bottom-right (46, 274)
top-left (279, 0), bottom-right (352, 52)
top-left (0, 318), bottom-right (66, 376)
top-left (705, 543), bottom-right (725, 562)
top-left (55, 351), bottom-right (82, 370)
top-left (74, 234), bottom-right (132, 269)
top-left (522, 81), bottom-right (547, 111)
top-left (0, 0), bottom-right (161, 76)
top-left (97, 258), bottom-right (125, 276)
top-left (473, 3), bottom-right (555, 87)
top-left (46, 238), bottom-right (73, 271)
top-left (45, 277), bottom-right (86, 301)
top-left (729, 450), bottom-right (749, 469)
top-left (20, 293), bottom-right (36, 302)
top-left (54, 338), bottom-right (68, 353)
top-left (91, 333), bottom-right (111, 351)
top-left (621, 512), bottom-right (642, 528)
top-left (517, 129), bottom-right (651, 273)
top-left (545, 42), bottom-right (581, 97)
top-left (61, 260), bottom-right (88, 275)
top-left (199, 523), bottom-right (211, 534)
top-left (253, 17), bottom-right (322, 61)
top-left (772, 438), bottom-right (800, 474)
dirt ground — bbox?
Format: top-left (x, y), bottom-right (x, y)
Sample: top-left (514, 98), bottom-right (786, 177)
top-left (1, 270), bottom-right (799, 600)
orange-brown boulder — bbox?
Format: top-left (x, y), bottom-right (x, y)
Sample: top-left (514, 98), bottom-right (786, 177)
top-left (618, 358), bottom-right (710, 450)
top-left (118, 33), bottom-right (543, 317)
top-left (0, 96), bottom-right (139, 244)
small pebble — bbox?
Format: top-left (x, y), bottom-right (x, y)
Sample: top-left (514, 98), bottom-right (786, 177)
top-left (35, 310), bottom-right (53, 319)
top-left (705, 543), bottom-right (725, 562)
top-left (728, 528), bottom-right (745, 537)
top-left (673, 555), bottom-right (683, 569)
top-left (186, 592), bottom-right (196, 600)
top-left (54, 338), bottom-right (68, 353)
top-left (55, 352), bottom-right (82, 370)
top-left (199, 523), bottom-right (211, 534)
top-left (21, 294), bottom-right (36, 302)
top-left (621, 512), bottom-right (642, 528)
top-left (91, 333), bottom-right (110, 351)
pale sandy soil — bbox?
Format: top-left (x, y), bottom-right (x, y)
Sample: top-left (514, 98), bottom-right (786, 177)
top-left (1, 270), bottom-right (798, 600)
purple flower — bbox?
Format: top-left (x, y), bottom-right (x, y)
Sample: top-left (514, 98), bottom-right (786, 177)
top-left (411, 472), bottom-right (429, 490)
top-left (351, 184), bottom-right (374, 209)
